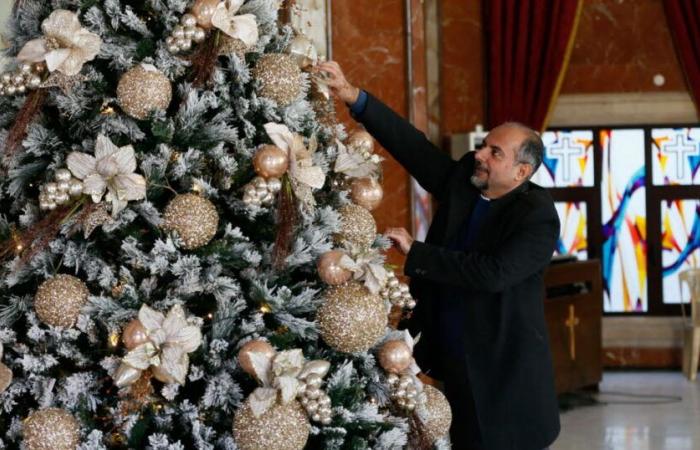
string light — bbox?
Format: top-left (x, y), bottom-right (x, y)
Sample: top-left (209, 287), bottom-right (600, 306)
top-left (260, 303), bottom-right (272, 314)
top-left (108, 331), bottom-right (120, 348)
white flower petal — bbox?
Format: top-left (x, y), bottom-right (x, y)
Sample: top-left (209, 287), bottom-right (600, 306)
top-left (158, 346), bottom-right (188, 385)
top-left (167, 325), bottom-right (202, 354)
top-left (264, 123), bottom-right (294, 152)
top-left (95, 134), bottom-right (120, 160)
top-left (16, 39), bottom-right (48, 63)
top-left (224, 15), bottom-right (259, 47)
top-left (83, 173), bottom-right (107, 202)
top-left (123, 343), bottom-right (158, 370)
top-left (161, 305), bottom-right (187, 334)
top-left (274, 375), bottom-right (299, 404)
top-left (111, 174), bottom-right (146, 201)
top-left (113, 364), bottom-right (143, 388)
top-left (138, 304), bottom-right (165, 332)
top-left (43, 10), bottom-right (82, 41)
top-left (250, 387), bottom-right (278, 417)
top-left (66, 152), bottom-right (97, 179)
top-left (113, 145), bottom-right (137, 174)
top-left (295, 166), bottom-right (325, 189)
top-left (45, 48), bottom-right (72, 73)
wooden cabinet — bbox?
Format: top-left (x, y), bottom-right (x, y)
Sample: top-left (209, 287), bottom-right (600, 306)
top-left (544, 260), bottom-right (603, 394)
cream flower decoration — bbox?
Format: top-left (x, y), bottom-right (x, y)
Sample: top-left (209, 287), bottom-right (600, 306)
top-left (17, 10), bottom-right (102, 76)
top-left (113, 304), bottom-right (202, 388)
top-left (211, 0), bottom-right (259, 46)
top-left (66, 134), bottom-right (146, 217)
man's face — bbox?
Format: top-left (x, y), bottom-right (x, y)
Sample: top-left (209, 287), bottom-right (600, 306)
top-left (470, 125), bottom-right (532, 198)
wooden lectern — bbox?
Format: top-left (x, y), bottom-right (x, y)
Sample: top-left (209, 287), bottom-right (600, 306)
top-left (544, 259), bottom-right (603, 394)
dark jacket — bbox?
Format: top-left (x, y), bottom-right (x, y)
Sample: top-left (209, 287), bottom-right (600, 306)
top-left (354, 92), bottom-right (561, 450)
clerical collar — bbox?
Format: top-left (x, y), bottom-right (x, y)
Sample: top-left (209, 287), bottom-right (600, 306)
top-left (479, 194), bottom-right (491, 202)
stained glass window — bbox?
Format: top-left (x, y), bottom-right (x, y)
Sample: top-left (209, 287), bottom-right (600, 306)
top-left (651, 128), bottom-right (700, 186)
top-left (554, 201), bottom-right (588, 259)
top-left (600, 129), bottom-right (647, 312)
top-left (661, 199), bottom-right (700, 304)
top-left (532, 130), bottom-right (595, 187)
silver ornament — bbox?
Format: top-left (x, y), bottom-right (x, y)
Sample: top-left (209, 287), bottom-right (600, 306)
top-left (172, 25), bottom-right (185, 39)
top-left (181, 13), bottom-right (197, 27)
top-left (54, 168), bottom-right (71, 182)
top-left (193, 27), bottom-right (207, 43)
top-left (68, 179), bottom-right (84, 196)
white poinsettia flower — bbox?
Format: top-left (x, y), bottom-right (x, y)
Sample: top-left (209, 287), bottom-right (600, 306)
top-left (115, 304), bottom-right (202, 388)
top-left (211, 0), bottom-right (259, 46)
top-left (17, 9), bottom-right (102, 76)
top-left (66, 134), bottom-right (146, 217)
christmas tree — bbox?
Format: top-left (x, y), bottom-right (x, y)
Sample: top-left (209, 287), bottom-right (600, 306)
top-left (0, 1), bottom-right (451, 448)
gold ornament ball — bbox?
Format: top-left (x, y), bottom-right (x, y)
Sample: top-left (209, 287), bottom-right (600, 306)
top-left (233, 397), bottom-right (310, 450)
top-left (23, 408), bottom-right (80, 450)
top-left (191, 0), bottom-right (220, 29)
top-left (238, 340), bottom-right (276, 378)
top-left (378, 340), bottom-right (413, 374)
top-left (122, 318), bottom-right (149, 350)
top-left (34, 275), bottom-right (89, 328)
top-left (317, 281), bottom-right (387, 353)
top-left (418, 385), bottom-right (453, 444)
top-left (219, 35), bottom-right (248, 59)
top-left (253, 145), bottom-right (289, 178)
top-left (162, 194), bottom-right (219, 249)
top-left (336, 204), bottom-right (377, 249)
top-left (317, 250), bottom-right (352, 285)
top-left (117, 65), bottom-right (172, 120)
top-left (252, 54), bottom-right (303, 106)
top-left (347, 130), bottom-right (374, 154)
top-left (350, 177), bottom-right (384, 211)
top-left (0, 362), bottom-right (11, 393)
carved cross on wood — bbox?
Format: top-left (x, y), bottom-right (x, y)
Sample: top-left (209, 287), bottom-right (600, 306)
top-left (565, 304), bottom-right (580, 360)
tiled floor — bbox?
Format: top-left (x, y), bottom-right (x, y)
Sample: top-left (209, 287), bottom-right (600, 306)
top-left (553, 372), bottom-right (700, 450)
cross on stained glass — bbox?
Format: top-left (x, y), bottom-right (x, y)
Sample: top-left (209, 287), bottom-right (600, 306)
top-left (547, 137), bottom-right (584, 183)
top-left (662, 134), bottom-right (699, 180)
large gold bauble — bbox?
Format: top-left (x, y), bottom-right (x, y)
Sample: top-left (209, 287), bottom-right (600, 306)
top-left (23, 408), bottom-right (80, 450)
top-left (122, 318), bottom-right (148, 350)
top-left (418, 384), bottom-right (452, 444)
top-left (350, 177), bottom-right (384, 211)
top-left (252, 54), bottom-right (303, 106)
top-left (34, 275), bottom-right (89, 328)
top-left (378, 340), bottom-right (413, 374)
top-left (317, 281), bottom-right (387, 353)
top-left (162, 194), bottom-right (219, 249)
top-left (347, 130), bottom-right (374, 154)
top-left (238, 340), bottom-right (276, 379)
top-left (0, 362), bottom-right (11, 393)
top-left (233, 397), bottom-right (310, 450)
top-left (253, 145), bottom-right (289, 178)
top-left (219, 35), bottom-right (249, 59)
top-left (191, 0), bottom-right (220, 29)
top-left (317, 250), bottom-right (352, 285)
top-left (117, 65), bottom-right (172, 120)
top-left (336, 204), bottom-right (377, 249)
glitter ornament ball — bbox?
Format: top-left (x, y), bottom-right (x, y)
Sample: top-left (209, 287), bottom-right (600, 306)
top-left (252, 54), bottom-right (303, 106)
top-left (317, 250), bottom-right (352, 285)
top-left (336, 204), bottom-right (377, 249)
top-left (0, 362), bottom-right (11, 393)
top-left (253, 145), bottom-right (289, 178)
top-left (238, 340), bottom-right (276, 379)
top-left (117, 64), bottom-right (172, 120)
top-left (233, 397), bottom-right (310, 450)
top-left (34, 275), bottom-right (89, 328)
top-left (23, 408), bottom-right (80, 450)
top-left (317, 281), bottom-right (387, 353)
top-left (122, 318), bottom-right (148, 350)
top-left (162, 194), bottom-right (219, 249)
top-left (418, 384), bottom-right (452, 444)
top-left (219, 35), bottom-right (248, 59)
top-left (378, 340), bottom-right (413, 374)
top-left (350, 177), bottom-right (384, 211)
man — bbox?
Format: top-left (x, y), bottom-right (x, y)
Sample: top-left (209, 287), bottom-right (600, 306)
top-left (318, 61), bottom-right (561, 450)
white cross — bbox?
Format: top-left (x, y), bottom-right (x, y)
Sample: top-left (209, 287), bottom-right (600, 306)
top-left (662, 134), bottom-right (699, 180)
top-left (547, 137), bottom-right (584, 182)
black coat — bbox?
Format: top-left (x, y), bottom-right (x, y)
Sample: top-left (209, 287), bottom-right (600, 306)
top-left (354, 93), bottom-right (561, 450)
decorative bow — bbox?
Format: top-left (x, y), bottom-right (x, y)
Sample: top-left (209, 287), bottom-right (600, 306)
top-left (336, 247), bottom-right (389, 295)
top-left (333, 139), bottom-right (383, 179)
top-left (67, 134), bottom-right (147, 217)
top-left (286, 32), bottom-right (331, 99)
top-left (264, 123), bottom-right (326, 210)
top-left (17, 9), bottom-right (102, 76)
top-left (246, 348), bottom-right (331, 418)
top-left (113, 304), bottom-right (202, 387)
top-left (211, 0), bottom-right (259, 46)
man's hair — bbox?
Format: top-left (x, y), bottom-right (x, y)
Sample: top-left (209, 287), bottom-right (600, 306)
top-left (502, 122), bottom-right (544, 178)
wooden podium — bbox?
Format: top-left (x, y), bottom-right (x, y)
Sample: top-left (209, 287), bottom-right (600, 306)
top-left (544, 260), bottom-right (603, 394)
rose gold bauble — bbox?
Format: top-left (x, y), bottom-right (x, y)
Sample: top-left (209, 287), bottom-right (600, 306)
top-left (350, 177), bottom-right (383, 211)
top-left (317, 250), bottom-right (352, 285)
top-left (347, 130), bottom-right (374, 154)
top-left (378, 340), bottom-right (413, 374)
top-left (191, 0), bottom-right (220, 29)
top-left (253, 145), bottom-right (289, 178)
top-left (238, 340), bottom-right (276, 378)
top-left (122, 319), bottom-right (148, 350)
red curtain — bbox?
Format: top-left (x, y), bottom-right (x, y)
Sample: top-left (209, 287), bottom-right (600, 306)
top-left (484, 0), bottom-right (583, 131)
top-left (663, 1), bottom-right (700, 117)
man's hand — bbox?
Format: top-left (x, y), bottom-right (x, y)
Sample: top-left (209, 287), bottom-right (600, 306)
top-left (385, 227), bottom-right (414, 255)
top-left (316, 61), bottom-right (360, 105)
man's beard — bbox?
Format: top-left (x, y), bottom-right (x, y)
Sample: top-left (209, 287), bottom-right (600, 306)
top-left (470, 174), bottom-right (487, 190)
